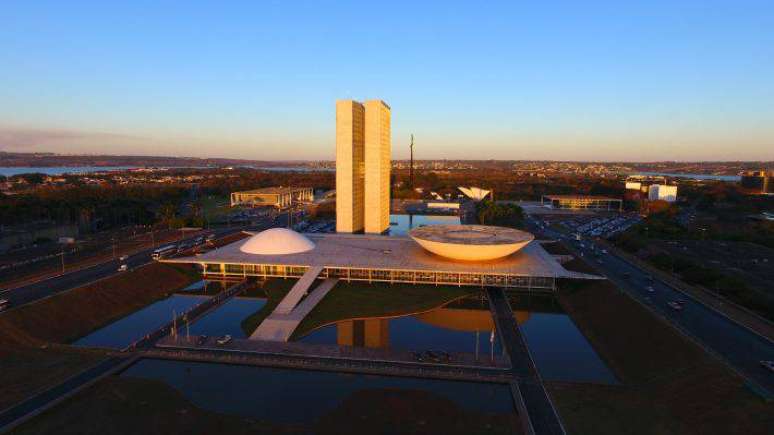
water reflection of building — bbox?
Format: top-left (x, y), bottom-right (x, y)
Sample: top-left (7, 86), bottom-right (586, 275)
top-left (337, 319), bottom-right (390, 347)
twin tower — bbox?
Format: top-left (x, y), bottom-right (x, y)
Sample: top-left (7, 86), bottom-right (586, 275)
top-left (335, 99), bottom-right (391, 234)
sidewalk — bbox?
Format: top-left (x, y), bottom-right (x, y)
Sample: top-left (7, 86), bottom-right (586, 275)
top-left (599, 240), bottom-right (774, 342)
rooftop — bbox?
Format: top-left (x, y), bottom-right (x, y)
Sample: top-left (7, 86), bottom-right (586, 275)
top-left (543, 195), bottom-right (621, 201)
top-left (165, 231), bottom-right (597, 280)
top-left (233, 187), bottom-right (312, 195)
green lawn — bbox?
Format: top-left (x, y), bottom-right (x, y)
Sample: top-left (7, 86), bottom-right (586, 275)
top-left (239, 279), bottom-right (297, 336)
top-left (291, 282), bottom-right (476, 339)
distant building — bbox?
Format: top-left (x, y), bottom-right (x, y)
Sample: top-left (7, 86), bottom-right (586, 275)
top-left (230, 187), bottom-right (313, 208)
top-left (541, 195), bottom-right (622, 211)
top-left (647, 184), bottom-right (678, 202)
top-left (335, 99), bottom-right (391, 234)
top-left (458, 186), bottom-right (491, 202)
top-left (625, 181), bottom-right (642, 191)
top-left (740, 170), bottom-right (773, 194)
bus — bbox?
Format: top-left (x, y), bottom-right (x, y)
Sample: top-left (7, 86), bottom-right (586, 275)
top-left (152, 245), bottom-right (177, 260)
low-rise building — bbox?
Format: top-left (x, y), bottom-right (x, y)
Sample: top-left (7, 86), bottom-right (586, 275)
top-left (648, 184), bottom-right (678, 202)
top-left (541, 195), bottom-right (622, 211)
top-left (230, 187), bottom-right (313, 208)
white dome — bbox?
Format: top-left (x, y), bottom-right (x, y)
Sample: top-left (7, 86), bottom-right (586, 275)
top-left (239, 228), bottom-right (315, 255)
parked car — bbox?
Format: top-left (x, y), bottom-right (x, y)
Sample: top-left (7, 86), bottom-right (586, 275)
top-left (667, 301), bottom-right (683, 311)
top-left (196, 335), bottom-right (208, 345)
top-left (216, 335), bottom-right (232, 345)
top-left (760, 360), bottom-right (774, 373)
top-left (119, 255), bottom-right (129, 261)
top-left (646, 286), bottom-right (655, 293)
top-left (118, 264), bottom-right (128, 272)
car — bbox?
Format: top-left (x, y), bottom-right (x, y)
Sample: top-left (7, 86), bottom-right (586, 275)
top-left (118, 264), bottom-right (128, 272)
top-left (668, 301), bottom-right (683, 311)
top-left (119, 255), bottom-right (129, 261)
top-left (216, 335), bottom-right (232, 345)
top-left (646, 286), bottom-right (655, 293)
top-left (760, 360), bottom-right (774, 373)
top-left (196, 335), bottom-right (208, 345)
top-left (0, 298), bottom-right (10, 311)
top-left (410, 351), bottom-right (424, 362)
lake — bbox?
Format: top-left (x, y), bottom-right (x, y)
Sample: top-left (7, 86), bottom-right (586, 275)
top-left (0, 166), bottom-right (138, 177)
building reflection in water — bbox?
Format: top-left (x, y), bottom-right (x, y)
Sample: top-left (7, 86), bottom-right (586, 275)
top-left (336, 318), bottom-right (390, 348)
top-left (331, 306), bottom-right (530, 362)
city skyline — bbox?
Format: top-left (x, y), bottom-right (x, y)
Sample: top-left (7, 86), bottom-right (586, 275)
top-left (1, 1), bottom-right (773, 161)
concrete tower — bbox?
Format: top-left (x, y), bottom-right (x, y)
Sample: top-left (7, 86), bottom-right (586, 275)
top-left (335, 100), bottom-right (365, 233)
top-left (336, 99), bottom-right (391, 234)
top-left (363, 99), bottom-right (391, 234)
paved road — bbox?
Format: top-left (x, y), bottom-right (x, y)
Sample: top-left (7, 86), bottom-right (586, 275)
top-left (0, 355), bottom-right (136, 432)
top-left (0, 227), bottom-right (243, 309)
top-left (487, 287), bottom-right (565, 435)
top-left (528, 219), bottom-right (774, 396)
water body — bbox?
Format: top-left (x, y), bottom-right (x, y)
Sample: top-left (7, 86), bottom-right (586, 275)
top-left (388, 214), bottom-right (461, 236)
top-left (0, 166), bottom-right (138, 177)
top-left (121, 358), bottom-right (519, 431)
top-left (188, 297), bottom-right (267, 338)
top-left (249, 166), bottom-right (334, 172)
top-left (299, 292), bottom-right (615, 384)
top-left (520, 312), bottom-right (616, 384)
top-left (630, 171), bottom-right (740, 182)
top-left (73, 294), bottom-right (209, 349)
top-left (179, 279), bottom-right (232, 295)
top-left (298, 294), bottom-right (504, 359)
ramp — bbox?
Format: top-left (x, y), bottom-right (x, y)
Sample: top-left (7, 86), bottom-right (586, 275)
top-left (274, 266), bottom-right (323, 314)
top-left (251, 277), bottom-right (338, 342)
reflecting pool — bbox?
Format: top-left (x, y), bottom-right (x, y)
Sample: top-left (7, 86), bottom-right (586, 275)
top-left (188, 296), bottom-right (266, 338)
top-left (298, 293), bottom-right (504, 360)
top-left (508, 293), bottom-right (617, 384)
top-left (121, 358), bottom-right (520, 433)
top-left (179, 279), bottom-right (231, 295)
top-left (74, 294), bottom-right (209, 348)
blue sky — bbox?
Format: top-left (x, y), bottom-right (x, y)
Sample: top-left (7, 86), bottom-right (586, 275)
top-left (1, 0), bottom-right (772, 161)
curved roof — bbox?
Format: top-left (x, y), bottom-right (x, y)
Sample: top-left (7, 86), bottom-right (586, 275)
top-left (239, 228), bottom-right (315, 255)
top-left (409, 224), bottom-right (534, 261)
top-left (458, 186), bottom-right (491, 201)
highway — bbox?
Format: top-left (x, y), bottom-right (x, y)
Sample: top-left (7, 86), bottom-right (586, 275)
top-left (0, 227), bottom-right (244, 309)
top-left (528, 218), bottom-right (774, 396)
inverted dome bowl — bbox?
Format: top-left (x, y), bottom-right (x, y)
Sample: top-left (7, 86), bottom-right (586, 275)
top-left (409, 225), bottom-right (533, 261)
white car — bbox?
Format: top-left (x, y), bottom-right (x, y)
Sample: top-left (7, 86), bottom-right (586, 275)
top-left (118, 264), bottom-right (128, 272)
top-left (216, 335), bottom-right (232, 345)
top-left (119, 255), bottom-right (129, 261)
top-left (646, 286), bottom-right (655, 293)
top-left (760, 360), bottom-right (774, 373)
